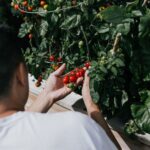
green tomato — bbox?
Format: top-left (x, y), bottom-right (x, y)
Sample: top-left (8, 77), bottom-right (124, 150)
top-left (43, 4), bottom-right (48, 10)
top-left (58, 13), bottom-right (61, 18)
top-left (78, 40), bottom-right (84, 49)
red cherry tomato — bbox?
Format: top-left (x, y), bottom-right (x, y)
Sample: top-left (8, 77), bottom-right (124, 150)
top-left (79, 68), bottom-right (85, 76)
top-left (49, 55), bottom-right (55, 62)
top-left (70, 71), bottom-right (76, 76)
top-left (28, 33), bottom-right (33, 39)
top-left (40, 1), bottom-right (46, 7)
top-left (28, 6), bottom-right (33, 12)
top-left (14, 4), bottom-right (19, 10)
top-left (76, 72), bottom-right (82, 78)
top-left (63, 76), bottom-right (69, 84)
top-left (57, 57), bottom-right (62, 62)
top-left (84, 62), bottom-right (91, 69)
top-left (38, 75), bottom-right (42, 82)
top-left (69, 75), bottom-right (77, 83)
top-left (35, 81), bottom-right (41, 87)
top-left (22, 1), bottom-right (28, 6)
top-left (75, 68), bottom-right (80, 72)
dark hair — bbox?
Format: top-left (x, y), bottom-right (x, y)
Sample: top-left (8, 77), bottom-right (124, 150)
top-left (0, 24), bottom-right (24, 96)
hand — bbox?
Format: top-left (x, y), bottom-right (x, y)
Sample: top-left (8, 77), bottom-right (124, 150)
top-left (44, 64), bottom-right (83, 103)
top-left (82, 71), bottom-right (99, 112)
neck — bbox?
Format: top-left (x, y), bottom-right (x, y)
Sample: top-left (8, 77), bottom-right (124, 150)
top-left (0, 97), bottom-right (22, 118)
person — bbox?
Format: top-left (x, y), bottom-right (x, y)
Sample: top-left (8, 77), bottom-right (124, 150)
top-left (0, 24), bottom-right (121, 150)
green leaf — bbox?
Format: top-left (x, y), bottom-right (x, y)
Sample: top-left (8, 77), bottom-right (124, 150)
top-left (99, 66), bottom-right (107, 73)
top-left (95, 25), bottom-right (110, 34)
top-left (51, 13), bottom-right (59, 25)
top-left (111, 66), bottom-right (118, 76)
top-left (115, 58), bottom-right (125, 67)
top-left (39, 38), bottom-right (48, 50)
top-left (60, 15), bottom-right (81, 30)
top-left (131, 99), bottom-right (150, 133)
top-left (40, 20), bottom-right (49, 37)
top-left (101, 6), bottom-right (125, 24)
top-left (132, 10), bottom-right (143, 17)
top-left (18, 22), bottom-right (33, 38)
top-left (139, 12), bottom-right (150, 38)
top-left (116, 23), bottom-right (130, 35)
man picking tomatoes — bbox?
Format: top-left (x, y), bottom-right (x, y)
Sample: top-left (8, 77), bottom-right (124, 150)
top-left (0, 25), bottom-right (120, 150)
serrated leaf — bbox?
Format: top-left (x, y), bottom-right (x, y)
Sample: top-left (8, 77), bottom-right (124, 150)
top-left (39, 38), bottom-right (48, 50)
top-left (40, 20), bottom-right (49, 37)
top-left (115, 58), bottom-right (125, 67)
top-left (131, 99), bottom-right (150, 133)
top-left (51, 13), bottom-right (59, 25)
top-left (111, 67), bottom-right (118, 76)
top-left (18, 22), bottom-right (33, 38)
top-left (100, 66), bottom-right (107, 73)
top-left (60, 15), bottom-right (81, 30)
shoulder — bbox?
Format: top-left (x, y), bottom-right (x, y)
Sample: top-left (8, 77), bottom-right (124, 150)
top-left (22, 111), bottom-right (105, 134)
top-left (22, 111), bottom-right (95, 128)
top-left (23, 111), bottom-right (90, 123)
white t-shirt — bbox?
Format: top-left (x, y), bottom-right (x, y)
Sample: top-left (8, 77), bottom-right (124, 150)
top-left (0, 111), bottom-right (117, 150)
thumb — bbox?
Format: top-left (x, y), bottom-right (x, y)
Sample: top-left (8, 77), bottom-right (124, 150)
top-left (52, 86), bottom-right (72, 102)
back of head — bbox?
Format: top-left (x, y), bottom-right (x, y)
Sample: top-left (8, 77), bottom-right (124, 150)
top-left (0, 24), bottom-right (24, 97)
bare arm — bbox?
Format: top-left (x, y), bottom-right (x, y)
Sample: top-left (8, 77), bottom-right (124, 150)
top-left (26, 91), bottom-right (54, 113)
top-left (82, 72), bottom-right (121, 150)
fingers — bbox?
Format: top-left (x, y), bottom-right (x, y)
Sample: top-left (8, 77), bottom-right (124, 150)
top-left (76, 77), bottom-right (84, 86)
top-left (52, 63), bottom-right (66, 77)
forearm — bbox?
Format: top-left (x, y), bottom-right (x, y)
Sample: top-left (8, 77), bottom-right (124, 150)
top-left (89, 109), bottom-right (121, 150)
top-left (26, 91), bottom-right (54, 113)
top-left (85, 98), bottom-right (121, 150)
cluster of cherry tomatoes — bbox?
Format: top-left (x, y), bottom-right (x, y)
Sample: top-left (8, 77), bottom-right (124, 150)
top-left (35, 61), bottom-right (91, 89)
top-left (63, 62), bottom-right (91, 90)
top-left (11, 0), bottom-right (48, 14)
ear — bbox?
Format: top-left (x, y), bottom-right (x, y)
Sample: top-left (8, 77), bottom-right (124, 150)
top-left (16, 63), bottom-right (27, 86)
